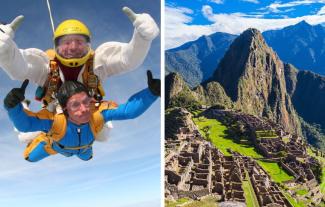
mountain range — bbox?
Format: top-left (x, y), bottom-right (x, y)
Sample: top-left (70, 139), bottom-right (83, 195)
top-left (166, 28), bottom-right (325, 150)
top-left (166, 21), bottom-right (325, 88)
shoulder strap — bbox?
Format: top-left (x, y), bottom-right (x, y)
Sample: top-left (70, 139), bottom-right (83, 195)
top-left (47, 113), bottom-right (67, 142)
top-left (90, 101), bottom-right (118, 139)
top-left (82, 51), bottom-right (106, 100)
top-left (42, 52), bottom-right (61, 106)
top-left (23, 108), bottom-right (54, 120)
top-left (45, 49), bottom-right (56, 60)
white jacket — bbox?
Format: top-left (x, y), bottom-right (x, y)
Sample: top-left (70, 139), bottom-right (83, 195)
top-left (0, 13), bottom-right (159, 86)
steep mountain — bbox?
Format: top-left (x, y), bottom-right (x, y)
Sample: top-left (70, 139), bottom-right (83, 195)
top-left (165, 32), bottom-right (237, 88)
top-left (165, 72), bottom-right (233, 110)
top-left (193, 82), bottom-right (233, 109)
top-left (284, 67), bottom-right (325, 149)
top-left (210, 28), bottom-right (301, 135)
top-left (263, 21), bottom-right (325, 75)
top-left (165, 21), bottom-right (325, 88)
top-left (165, 72), bottom-right (200, 109)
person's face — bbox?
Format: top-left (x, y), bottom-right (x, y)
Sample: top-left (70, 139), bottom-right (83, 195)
top-left (56, 34), bottom-right (89, 59)
top-left (65, 92), bottom-right (93, 125)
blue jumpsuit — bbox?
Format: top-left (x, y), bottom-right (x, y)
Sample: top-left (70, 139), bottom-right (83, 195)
top-left (6, 88), bottom-right (157, 162)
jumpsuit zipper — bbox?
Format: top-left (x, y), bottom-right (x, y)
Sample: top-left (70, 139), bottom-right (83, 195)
top-left (77, 128), bottom-right (81, 154)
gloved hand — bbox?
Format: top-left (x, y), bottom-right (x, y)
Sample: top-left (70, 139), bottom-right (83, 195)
top-left (0, 15), bottom-right (24, 56)
top-left (0, 15), bottom-right (24, 39)
top-left (123, 7), bottom-right (159, 41)
top-left (147, 70), bottom-right (160, 97)
top-left (4, 79), bottom-right (29, 108)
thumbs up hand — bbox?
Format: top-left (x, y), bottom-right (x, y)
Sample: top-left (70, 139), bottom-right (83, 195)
top-left (147, 70), bottom-right (160, 97)
top-left (0, 15), bottom-right (24, 39)
top-left (4, 79), bottom-right (29, 108)
top-left (0, 15), bottom-right (24, 57)
top-left (122, 7), bottom-right (159, 41)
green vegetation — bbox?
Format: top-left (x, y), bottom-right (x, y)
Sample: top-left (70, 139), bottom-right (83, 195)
top-left (242, 171), bottom-right (260, 207)
top-left (165, 197), bottom-right (190, 207)
top-left (193, 116), bottom-right (293, 184)
top-left (282, 192), bottom-right (305, 207)
top-left (166, 196), bottom-right (218, 207)
top-left (193, 117), bottom-right (262, 158)
top-left (257, 161), bottom-right (294, 183)
top-left (300, 117), bottom-right (325, 152)
top-left (321, 166), bottom-right (325, 193)
top-left (306, 147), bottom-right (325, 193)
top-left (169, 90), bottom-right (201, 111)
top-left (255, 130), bottom-right (277, 139)
top-left (282, 136), bottom-right (290, 143)
top-left (295, 188), bottom-right (308, 196)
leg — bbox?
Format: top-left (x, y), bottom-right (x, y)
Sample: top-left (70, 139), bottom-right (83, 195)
top-left (25, 141), bottom-right (50, 162)
top-left (24, 133), bottom-right (57, 162)
top-left (77, 147), bottom-right (93, 161)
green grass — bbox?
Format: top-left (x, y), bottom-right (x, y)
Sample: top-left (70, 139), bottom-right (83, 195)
top-left (321, 167), bottom-right (325, 193)
top-left (242, 171), bottom-right (260, 207)
top-left (193, 117), bottom-right (262, 158)
top-left (306, 147), bottom-right (325, 193)
top-left (282, 136), bottom-right (290, 144)
top-left (295, 188), bottom-right (309, 196)
top-left (257, 161), bottom-right (294, 183)
top-left (166, 196), bottom-right (218, 207)
top-left (282, 192), bottom-right (306, 207)
top-left (165, 197), bottom-right (190, 207)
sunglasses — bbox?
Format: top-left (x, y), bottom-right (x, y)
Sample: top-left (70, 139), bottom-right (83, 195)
top-left (66, 97), bottom-right (93, 111)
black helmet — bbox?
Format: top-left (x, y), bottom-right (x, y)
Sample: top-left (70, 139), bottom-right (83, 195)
top-left (57, 81), bottom-right (90, 108)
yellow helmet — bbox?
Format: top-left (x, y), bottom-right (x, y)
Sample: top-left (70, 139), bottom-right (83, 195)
top-left (54, 19), bottom-right (91, 67)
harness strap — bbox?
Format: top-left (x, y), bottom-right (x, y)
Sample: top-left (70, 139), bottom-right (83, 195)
top-left (43, 60), bottom-right (60, 105)
top-left (82, 52), bottom-right (105, 101)
top-left (54, 140), bottom-right (94, 151)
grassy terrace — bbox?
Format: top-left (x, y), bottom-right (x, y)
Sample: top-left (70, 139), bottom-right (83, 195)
top-left (257, 161), bottom-right (294, 183)
top-left (165, 198), bottom-right (189, 207)
top-left (193, 116), bottom-right (294, 183)
top-left (282, 192), bottom-right (305, 207)
top-left (165, 196), bottom-right (218, 207)
top-left (307, 147), bottom-right (325, 193)
top-left (320, 171), bottom-right (324, 194)
top-left (243, 171), bottom-right (260, 207)
top-left (193, 117), bottom-right (262, 158)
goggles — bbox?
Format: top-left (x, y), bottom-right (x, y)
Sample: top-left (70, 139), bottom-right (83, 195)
top-left (66, 96), bottom-right (93, 111)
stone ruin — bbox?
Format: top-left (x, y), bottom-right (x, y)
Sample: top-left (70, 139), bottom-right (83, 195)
top-left (280, 155), bottom-right (315, 183)
top-left (165, 124), bottom-right (247, 202)
top-left (165, 108), bottom-right (324, 206)
top-left (165, 126), bottom-right (293, 206)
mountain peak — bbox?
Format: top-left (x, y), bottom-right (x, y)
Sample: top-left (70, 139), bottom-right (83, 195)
top-left (236, 28), bottom-right (266, 50)
top-left (239, 28), bottom-right (263, 41)
top-left (296, 20), bottom-right (310, 27)
top-left (242, 28), bottom-right (261, 37)
top-left (210, 28), bottom-right (301, 134)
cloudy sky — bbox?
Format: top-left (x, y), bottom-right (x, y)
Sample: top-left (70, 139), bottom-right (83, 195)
top-left (0, 0), bottom-right (160, 207)
top-left (165, 0), bottom-right (325, 49)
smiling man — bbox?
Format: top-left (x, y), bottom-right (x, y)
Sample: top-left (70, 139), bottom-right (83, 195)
top-left (4, 71), bottom-right (160, 162)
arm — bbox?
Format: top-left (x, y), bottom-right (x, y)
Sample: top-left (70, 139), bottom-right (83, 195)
top-left (6, 104), bottom-right (53, 133)
top-left (4, 79), bottom-right (52, 132)
top-left (102, 88), bottom-right (158, 121)
top-left (93, 8), bottom-right (159, 79)
top-left (0, 16), bottom-right (49, 86)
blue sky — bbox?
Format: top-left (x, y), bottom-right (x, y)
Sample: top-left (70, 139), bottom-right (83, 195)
top-left (165, 0), bottom-right (325, 49)
top-left (0, 1), bottom-right (160, 207)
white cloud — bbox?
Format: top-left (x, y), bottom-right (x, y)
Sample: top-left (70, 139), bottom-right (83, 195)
top-left (209, 0), bottom-right (224, 4)
top-left (165, 6), bottom-right (214, 49)
top-left (165, 4), bottom-right (325, 50)
top-left (317, 5), bottom-right (325, 14)
top-left (265, 0), bottom-right (325, 13)
top-left (242, 0), bottom-right (260, 3)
